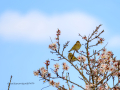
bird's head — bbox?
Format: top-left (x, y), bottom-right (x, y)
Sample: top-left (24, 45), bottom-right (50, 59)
top-left (69, 53), bottom-right (73, 55)
top-left (76, 41), bottom-right (80, 43)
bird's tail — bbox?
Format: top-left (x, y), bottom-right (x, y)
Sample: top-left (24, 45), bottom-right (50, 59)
top-left (68, 49), bottom-right (71, 52)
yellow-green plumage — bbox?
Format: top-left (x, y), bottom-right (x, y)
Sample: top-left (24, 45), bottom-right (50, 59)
top-left (68, 53), bottom-right (78, 62)
top-left (68, 41), bottom-right (81, 52)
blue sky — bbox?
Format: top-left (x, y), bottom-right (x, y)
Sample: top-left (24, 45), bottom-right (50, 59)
top-left (1, 0), bottom-right (120, 90)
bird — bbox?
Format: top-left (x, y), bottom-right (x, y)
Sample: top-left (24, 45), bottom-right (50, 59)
top-left (68, 53), bottom-right (78, 62)
top-left (68, 41), bottom-right (81, 52)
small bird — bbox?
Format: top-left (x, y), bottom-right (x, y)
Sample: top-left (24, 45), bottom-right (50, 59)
top-left (68, 53), bottom-right (78, 62)
top-left (68, 41), bottom-right (81, 52)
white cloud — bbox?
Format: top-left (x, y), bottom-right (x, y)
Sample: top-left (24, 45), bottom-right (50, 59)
top-left (0, 11), bottom-right (103, 42)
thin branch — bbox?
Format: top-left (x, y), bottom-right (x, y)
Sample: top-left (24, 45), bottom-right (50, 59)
top-left (89, 30), bottom-right (104, 42)
top-left (88, 24), bottom-right (102, 40)
top-left (62, 41), bottom-right (70, 56)
top-left (49, 36), bottom-right (53, 43)
top-left (8, 75), bottom-right (12, 90)
top-left (41, 85), bottom-right (50, 90)
top-left (89, 42), bottom-right (99, 48)
top-left (90, 42), bottom-right (108, 57)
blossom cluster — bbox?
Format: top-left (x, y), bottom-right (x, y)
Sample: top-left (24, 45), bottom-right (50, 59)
top-left (49, 42), bottom-right (57, 51)
top-left (56, 29), bottom-right (61, 40)
top-left (98, 37), bottom-right (104, 44)
top-left (84, 48), bottom-right (120, 90)
top-left (33, 60), bottom-right (74, 89)
top-left (48, 29), bottom-right (61, 51)
top-left (77, 55), bottom-right (86, 63)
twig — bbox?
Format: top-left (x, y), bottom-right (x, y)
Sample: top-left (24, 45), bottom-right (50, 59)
top-left (8, 75), bottom-right (12, 90)
top-left (90, 42), bottom-right (108, 57)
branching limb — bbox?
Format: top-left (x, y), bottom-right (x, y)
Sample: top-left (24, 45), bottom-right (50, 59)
top-left (62, 41), bottom-right (70, 56)
top-left (88, 24), bottom-right (102, 41)
top-left (50, 50), bottom-right (89, 84)
top-left (93, 69), bottom-right (118, 88)
top-left (89, 30), bottom-right (104, 42)
top-left (90, 42), bottom-right (108, 58)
